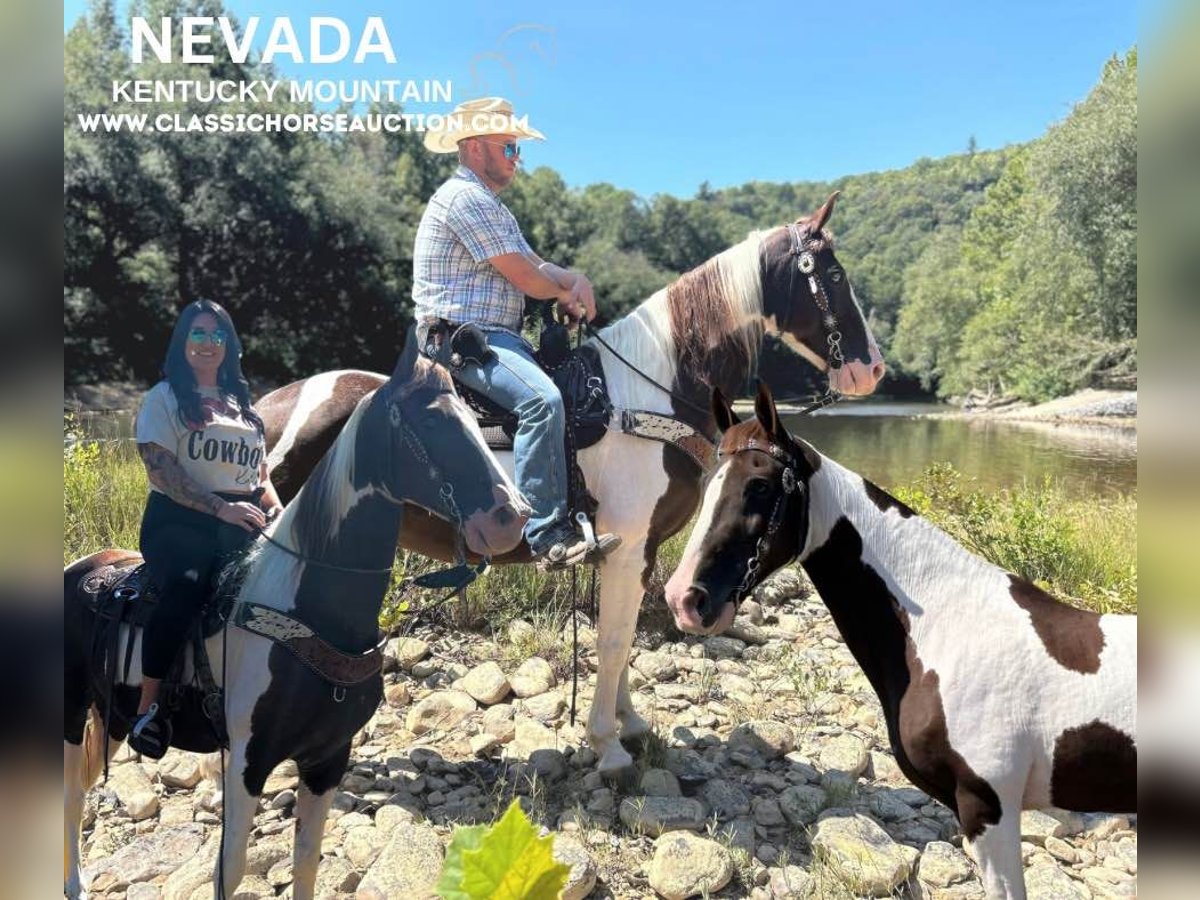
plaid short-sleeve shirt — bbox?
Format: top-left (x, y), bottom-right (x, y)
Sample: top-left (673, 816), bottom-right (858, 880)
top-left (412, 166), bottom-right (533, 331)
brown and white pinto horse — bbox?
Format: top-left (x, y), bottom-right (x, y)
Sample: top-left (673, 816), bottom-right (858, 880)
top-left (665, 383), bottom-right (1136, 900)
top-left (258, 194), bottom-right (885, 775)
top-left (64, 342), bottom-right (527, 900)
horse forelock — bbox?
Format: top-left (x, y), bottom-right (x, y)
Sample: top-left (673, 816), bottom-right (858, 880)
top-left (665, 235), bottom-right (765, 385)
top-left (396, 354), bottom-right (453, 401)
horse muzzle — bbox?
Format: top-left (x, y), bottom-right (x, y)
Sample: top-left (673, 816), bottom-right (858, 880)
top-left (463, 486), bottom-right (529, 556)
top-left (666, 583), bottom-right (738, 636)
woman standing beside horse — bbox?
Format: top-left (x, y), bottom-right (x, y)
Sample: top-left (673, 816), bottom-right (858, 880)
top-left (127, 299), bottom-right (283, 758)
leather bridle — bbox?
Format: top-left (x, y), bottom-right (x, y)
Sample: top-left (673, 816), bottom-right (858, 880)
top-left (716, 437), bottom-right (805, 608)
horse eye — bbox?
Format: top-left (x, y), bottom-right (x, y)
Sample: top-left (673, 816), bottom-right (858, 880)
top-left (748, 479), bottom-right (771, 497)
top-left (829, 268), bottom-right (843, 283)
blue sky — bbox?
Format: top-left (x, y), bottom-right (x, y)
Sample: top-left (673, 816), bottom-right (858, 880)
top-left (65, 0), bottom-right (1138, 198)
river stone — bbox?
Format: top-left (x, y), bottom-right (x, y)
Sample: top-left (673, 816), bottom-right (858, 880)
top-left (753, 797), bottom-right (785, 827)
top-left (641, 768), bottom-right (683, 797)
top-left (818, 733), bottom-right (869, 779)
top-left (405, 691), bottom-right (476, 735)
top-left (703, 635), bottom-right (746, 660)
top-left (314, 857), bottom-right (359, 894)
top-left (726, 618), bottom-right (770, 645)
top-left (481, 703), bottom-right (516, 743)
top-left (383, 682), bottom-right (410, 708)
top-left (375, 803), bottom-right (417, 835)
top-left (553, 834), bottom-right (598, 900)
top-left (917, 841), bottom-right (975, 888)
top-left (510, 657), bottom-right (556, 697)
top-left (84, 824), bottom-right (205, 889)
top-left (768, 865), bottom-right (812, 899)
top-left (357, 823), bottom-right (443, 899)
top-left (811, 812), bottom-right (918, 897)
top-left (263, 759), bottom-right (300, 795)
top-left (778, 784), bottom-right (827, 826)
top-left (1044, 835), bottom-right (1078, 864)
top-left (521, 690), bottom-right (566, 723)
top-left (1081, 866), bottom-right (1137, 898)
top-left (619, 796), bottom-right (707, 836)
top-left (385, 636), bottom-right (429, 671)
top-left (648, 832), bottom-right (733, 900)
top-left (162, 833), bottom-right (289, 900)
top-left (109, 762), bottom-right (159, 821)
top-left (529, 748), bottom-right (569, 782)
top-left (719, 672), bottom-right (758, 698)
top-left (702, 779), bottom-right (751, 820)
top-left (1025, 863), bottom-right (1089, 899)
top-left (343, 824), bottom-right (386, 868)
top-left (511, 717), bottom-right (558, 756)
top-left (728, 721), bottom-right (794, 759)
top-left (633, 651), bottom-right (679, 681)
top-left (870, 789), bottom-right (918, 822)
top-left (460, 661), bottom-right (510, 705)
top-left (740, 599), bottom-right (765, 625)
top-left (158, 753), bottom-right (203, 790)
top-left (1020, 810), bottom-right (1067, 845)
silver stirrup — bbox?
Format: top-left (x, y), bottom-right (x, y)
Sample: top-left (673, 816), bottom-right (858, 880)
top-left (575, 511), bottom-right (598, 553)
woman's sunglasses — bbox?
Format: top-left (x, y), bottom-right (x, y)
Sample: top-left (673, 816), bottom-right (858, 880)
top-left (188, 327), bottom-right (228, 346)
top-left (478, 139), bottom-right (520, 160)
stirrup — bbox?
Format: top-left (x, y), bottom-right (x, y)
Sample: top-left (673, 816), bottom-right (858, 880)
top-left (128, 703), bottom-right (172, 760)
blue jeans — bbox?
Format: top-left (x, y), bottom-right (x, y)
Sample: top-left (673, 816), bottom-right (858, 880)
top-left (451, 328), bottom-right (568, 552)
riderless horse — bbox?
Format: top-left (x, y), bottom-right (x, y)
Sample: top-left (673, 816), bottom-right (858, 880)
top-left (64, 340), bottom-right (527, 900)
top-left (664, 382), bottom-right (1136, 900)
top-left (257, 193), bottom-right (885, 775)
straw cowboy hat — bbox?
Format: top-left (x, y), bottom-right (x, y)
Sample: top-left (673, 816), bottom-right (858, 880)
top-left (423, 97), bottom-right (546, 153)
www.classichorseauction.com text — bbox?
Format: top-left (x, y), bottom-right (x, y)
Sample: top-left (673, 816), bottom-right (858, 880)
top-left (73, 16), bottom-right (514, 135)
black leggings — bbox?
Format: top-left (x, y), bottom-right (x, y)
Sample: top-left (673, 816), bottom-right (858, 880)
top-left (138, 491), bottom-right (261, 679)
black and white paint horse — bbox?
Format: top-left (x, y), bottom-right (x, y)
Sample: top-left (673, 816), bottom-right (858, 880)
top-left (665, 383), bottom-right (1136, 900)
top-left (258, 194), bottom-right (885, 775)
top-left (64, 341), bottom-right (528, 900)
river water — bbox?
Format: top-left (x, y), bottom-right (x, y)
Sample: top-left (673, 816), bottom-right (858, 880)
top-left (778, 400), bottom-right (1136, 498)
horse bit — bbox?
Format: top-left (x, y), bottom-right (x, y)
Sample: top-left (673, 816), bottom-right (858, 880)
top-left (719, 438), bottom-right (802, 606)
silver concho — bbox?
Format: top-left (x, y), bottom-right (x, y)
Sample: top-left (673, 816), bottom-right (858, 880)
top-left (797, 251), bottom-right (816, 274)
top-left (782, 467), bottom-right (797, 494)
top-left (389, 403), bottom-right (403, 427)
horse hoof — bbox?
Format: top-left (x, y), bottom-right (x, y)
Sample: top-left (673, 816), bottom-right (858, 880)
top-left (600, 763), bottom-right (639, 793)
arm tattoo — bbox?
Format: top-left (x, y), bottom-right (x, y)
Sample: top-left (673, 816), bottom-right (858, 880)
top-left (138, 443), bottom-right (223, 515)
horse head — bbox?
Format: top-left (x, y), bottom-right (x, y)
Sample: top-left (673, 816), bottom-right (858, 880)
top-left (760, 192), bottom-right (885, 396)
top-left (665, 381), bottom-right (818, 633)
top-left (371, 335), bottom-right (529, 557)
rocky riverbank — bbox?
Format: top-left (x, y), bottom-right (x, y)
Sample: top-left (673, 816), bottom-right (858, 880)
top-left (935, 389), bottom-right (1137, 430)
top-left (78, 569), bottom-right (1136, 899)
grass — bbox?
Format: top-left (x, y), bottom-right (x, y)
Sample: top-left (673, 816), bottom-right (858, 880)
top-left (892, 463), bottom-right (1137, 614)
top-left (63, 420), bottom-right (146, 564)
top-left (64, 425), bottom-right (1135, 619)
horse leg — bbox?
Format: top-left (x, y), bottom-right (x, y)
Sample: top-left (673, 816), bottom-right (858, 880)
top-left (291, 746), bottom-right (351, 900)
top-left (64, 739), bottom-right (87, 900)
top-left (588, 546), bottom-right (645, 775)
top-left (615, 664), bottom-right (651, 741)
top-left (963, 786), bottom-right (1026, 900)
top-left (214, 742), bottom-right (261, 900)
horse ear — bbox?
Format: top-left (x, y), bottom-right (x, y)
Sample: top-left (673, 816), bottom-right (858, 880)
top-left (754, 379), bottom-right (780, 436)
top-left (797, 190), bottom-right (840, 233)
top-left (711, 386), bottom-right (741, 432)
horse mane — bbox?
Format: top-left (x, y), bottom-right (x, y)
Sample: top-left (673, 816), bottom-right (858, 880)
top-left (665, 235), bottom-right (766, 384)
top-left (594, 232), bottom-right (766, 408)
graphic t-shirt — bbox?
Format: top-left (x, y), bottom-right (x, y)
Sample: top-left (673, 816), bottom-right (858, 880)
top-left (135, 381), bottom-right (264, 494)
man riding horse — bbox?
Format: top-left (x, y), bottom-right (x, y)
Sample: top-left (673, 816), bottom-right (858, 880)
top-left (414, 96), bottom-right (620, 569)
